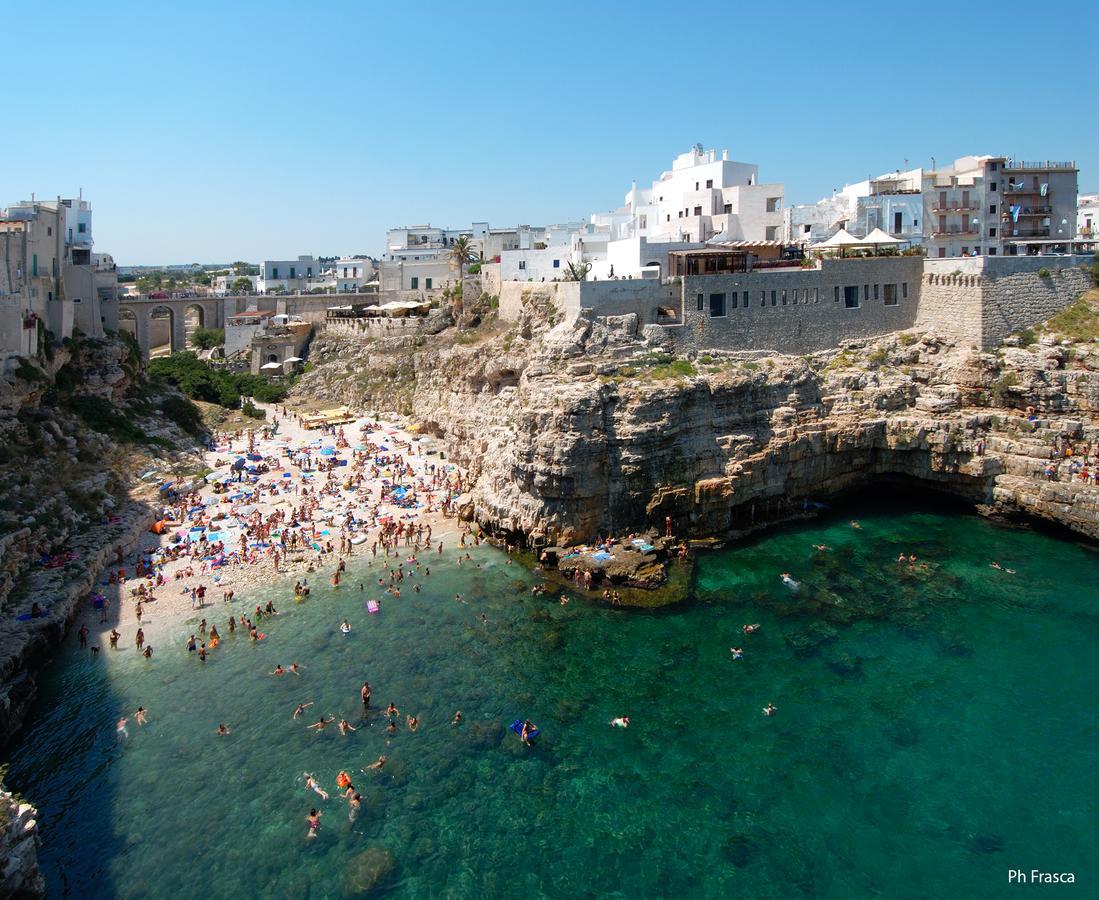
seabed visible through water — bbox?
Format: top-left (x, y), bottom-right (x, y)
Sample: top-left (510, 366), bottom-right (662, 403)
top-left (7, 495), bottom-right (1099, 898)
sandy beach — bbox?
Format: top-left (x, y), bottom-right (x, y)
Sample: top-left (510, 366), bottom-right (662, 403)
top-left (83, 405), bottom-right (469, 650)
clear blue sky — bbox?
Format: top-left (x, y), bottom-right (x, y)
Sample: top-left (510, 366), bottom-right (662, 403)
top-left (4, 1), bottom-right (1095, 264)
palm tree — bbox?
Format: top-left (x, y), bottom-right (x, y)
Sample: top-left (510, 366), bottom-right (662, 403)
top-left (447, 235), bottom-right (478, 316)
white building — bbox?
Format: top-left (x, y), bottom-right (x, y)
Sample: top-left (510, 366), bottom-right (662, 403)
top-left (378, 225), bottom-right (478, 294)
top-left (333, 257), bottom-right (376, 293)
top-left (0, 194), bottom-right (117, 362)
top-left (213, 273), bottom-right (260, 295)
top-left (259, 255), bottom-right (321, 293)
top-left (1078, 193), bottom-right (1099, 240)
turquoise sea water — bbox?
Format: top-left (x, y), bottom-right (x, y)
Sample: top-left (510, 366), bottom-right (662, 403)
top-left (7, 503), bottom-right (1099, 898)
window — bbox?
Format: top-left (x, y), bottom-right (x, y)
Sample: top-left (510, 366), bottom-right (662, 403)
top-left (938, 248), bottom-right (946, 258)
top-left (411, 277), bottom-right (419, 289)
top-left (833, 286), bottom-right (840, 302)
top-left (989, 204), bottom-right (997, 214)
top-left (425, 278), bottom-right (433, 289)
top-left (761, 291), bottom-right (766, 306)
top-left (883, 284), bottom-right (898, 306)
top-left (724, 204), bottom-right (732, 214)
top-left (781, 290), bottom-right (787, 305)
top-left (696, 293), bottom-right (704, 311)
top-left (765, 226), bottom-right (779, 241)
top-left (639, 215), bottom-right (647, 229)
top-left (32, 254), bottom-right (37, 277)
top-left (873, 284), bottom-right (879, 301)
top-left (988, 247), bottom-right (997, 255)
top-left (814, 288), bottom-right (819, 303)
top-left (307, 268), bottom-right (313, 277)
top-left (550, 259), bottom-right (559, 269)
top-left (695, 182), bottom-right (699, 191)
top-left (709, 293), bottom-right (726, 317)
top-left (666, 215), bottom-right (670, 222)
top-left (989, 227), bottom-right (997, 237)
top-left (803, 224), bottom-right (811, 234)
top-left (902, 282), bottom-right (909, 299)
top-left (792, 289), bottom-right (799, 303)
top-left (844, 286), bottom-right (860, 308)
top-left (518, 260), bottom-right (526, 270)
top-left (893, 212), bottom-right (903, 233)
top-left (272, 267), bottom-right (278, 278)
top-left (706, 179), bottom-right (713, 189)
top-left (693, 206), bottom-right (702, 217)
top-left (290, 267), bottom-right (296, 278)
top-left (990, 182), bottom-right (997, 192)
top-left (766, 197), bottom-right (781, 212)
top-left (863, 285), bottom-right (869, 303)
top-left (770, 290), bottom-right (777, 306)
top-left (47, 226), bottom-right (51, 236)
top-left (961, 247), bottom-right (968, 256)
top-left (678, 211), bottom-right (682, 218)
top-left (78, 222), bottom-right (86, 233)
top-left (742, 291), bottom-right (750, 308)
top-left (72, 296), bottom-right (81, 303)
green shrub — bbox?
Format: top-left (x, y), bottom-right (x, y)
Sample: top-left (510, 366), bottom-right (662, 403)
top-left (1037, 267), bottom-right (1051, 278)
top-left (1015, 327), bottom-right (1037, 346)
top-left (159, 394), bottom-right (205, 436)
top-left (67, 394), bottom-right (163, 445)
top-left (242, 400), bottom-right (266, 419)
top-left (190, 327), bottom-right (225, 350)
top-left (13, 358), bottom-right (44, 382)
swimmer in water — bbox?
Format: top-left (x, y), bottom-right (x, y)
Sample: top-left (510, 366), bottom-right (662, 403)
top-left (217, 723), bottom-right (230, 736)
top-left (338, 718), bottom-right (357, 735)
top-left (134, 707), bottom-right (148, 726)
top-left (290, 663), bottom-right (303, 675)
top-left (363, 755), bottom-right (387, 771)
top-left (304, 773), bottom-right (329, 800)
top-left (610, 716), bottom-right (630, 728)
top-left (306, 808), bottom-right (322, 838)
top-left (386, 720), bottom-right (397, 735)
top-left (743, 623), bottom-right (760, 634)
top-left (293, 702), bottom-right (314, 720)
top-left (762, 703), bottom-right (777, 717)
top-left (340, 619), bottom-right (351, 634)
top-left (559, 595), bottom-right (569, 606)
top-left (348, 792), bottom-right (362, 821)
top-left (730, 647), bottom-right (743, 659)
top-left (520, 720), bottom-right (537, 746)
top-left (850, 520), bottom-right (861, 529)
top-left (307, 716), bottom-right (335, 731)
top-left (116, 717), bottom-right (129, 739)
top-left (781, 573), bottom-right (800, 589)
top-left (813, 544), bottom-right (831, 551)
top-left (451, 710), bottom-right (462, 725)
top-left (385, 702), bottom-right (399, 718)
top-left (406, 715), bottom-right (419, 732)
top-left (271, 664), bottom-right (286, 676)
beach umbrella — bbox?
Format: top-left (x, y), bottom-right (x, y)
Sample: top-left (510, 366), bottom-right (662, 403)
top-left (320, 447), bottom-right (337, 456)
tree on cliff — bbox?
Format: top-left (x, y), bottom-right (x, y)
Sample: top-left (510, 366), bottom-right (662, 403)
top-left (447, 235), bottom-right (478, 315)
top-left (230, 277), bottom-right (253, 295)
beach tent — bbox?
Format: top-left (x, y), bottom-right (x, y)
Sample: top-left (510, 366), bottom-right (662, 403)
top-left (285, 356), bottom-right (304, 363)
top-left (261, 362), bottom-right (282, 370)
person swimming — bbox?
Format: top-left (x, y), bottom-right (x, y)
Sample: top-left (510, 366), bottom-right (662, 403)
top-left (293, 702), bottom-right (314, 720)
top-left (610, 716), bottom-right (630, 728)
top-left (134, 707), bottom-right (148, 725)
top-left (338, 718), bottom-right (357, 735)
top-left (304, 773), bottom-right (329, 800)
top-left (307, 716), bottom-right (334, 731)
top-left (340, 619), bottom-right (351, 634)
top-left (362, 755), bottom-right (387, 771)
top-left (217, 723), bottom-right (230, 736)
top-left (271, 664), bottom-right (286, 676)
top-left (385, 702), bottom-right (399, 718)
top-left (762, 703), bottom-right (777, 717)
top-left (406, 715), bottom-right (419, 732)
top-left (780, 573), bottom-right (800, 589)
top-left (116, 717), bottom-right (129, 739)
top-left (306, 808), bottom-right (322, 838)
top-left (742, 623), bottom-right (760, 634)
top-left (520, 720), bottom-right (537, 746)
top-left (730, 648), bottom-right (743, 659)
top-left (451, 710), bottom-right (462, 725)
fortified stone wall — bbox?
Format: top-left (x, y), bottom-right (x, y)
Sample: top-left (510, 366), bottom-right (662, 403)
top-left (325, 309), bottom-right (449, 338)
top-left (981, 268), bottom-right (1092, 346)
top-left (672, 256), bottom-right (923, 354)
top-left (916, 273), bottom-right (985, 346)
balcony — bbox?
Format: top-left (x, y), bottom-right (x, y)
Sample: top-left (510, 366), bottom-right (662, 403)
top-left (1004, 228), bottom-right (1051, 239)
top-left (931, 225), bottom-right (979, 236)
top-left (1004, 159), bottom-right (1075, 171)
top-left (1010, 206), bottom-right (1052, 216)
top-left (1004, 185), bottom-right (1045, 195)
top-left (930, 202), bottom-right (978, 212)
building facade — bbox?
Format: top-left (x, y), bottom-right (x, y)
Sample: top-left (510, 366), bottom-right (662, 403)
top-left (259, 255), bottom-right (321, 293)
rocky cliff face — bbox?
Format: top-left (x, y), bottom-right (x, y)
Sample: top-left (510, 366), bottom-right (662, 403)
top-left (0, 336), bottom-right (203, 746)
top-left (293, 290), bottom-right (1099, 546)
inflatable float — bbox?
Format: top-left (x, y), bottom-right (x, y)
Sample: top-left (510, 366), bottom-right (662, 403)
top-left (509, 719), bottom-right (539, 740)
top-left (366, 600), bottom-right (380, 614)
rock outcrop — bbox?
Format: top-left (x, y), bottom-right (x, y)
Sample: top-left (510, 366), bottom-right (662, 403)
top-left (0, 789), bottom-right (44, 898)
top-left (293, 289), bottom-right (1099, 548)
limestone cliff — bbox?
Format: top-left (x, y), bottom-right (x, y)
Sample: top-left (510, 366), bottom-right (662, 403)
top-left (293, 289), bottom-right (1099, 547)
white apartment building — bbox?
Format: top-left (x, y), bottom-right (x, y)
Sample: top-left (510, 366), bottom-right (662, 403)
top-left (333, 257), bottom-right (376, 293)
top-left (378, 224), bottom-right (484, 294)
top-left (785, 169), bottom-right (924, 245)
top-left (1078, 193), bottom-right (1098, 241)
top-left (213, 273), bottom-right (260, 295)
top-left (259, 255), bottom-right (321, 293)
top-left (0, 195), bottom-right (118, 361)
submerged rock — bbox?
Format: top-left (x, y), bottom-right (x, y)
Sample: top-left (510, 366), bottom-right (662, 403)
top-left (344, 847), bottom-right (398, 895)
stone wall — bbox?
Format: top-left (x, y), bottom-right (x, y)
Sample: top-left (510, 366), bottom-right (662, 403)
top-left (325, 309), bottom-right (449, 339)
top-left (673, 256), bottom-right (923, 354)
top-left (981, 268), bottom-right (1092, 346)
top-left (918, 256), bottom-right (1093, 347)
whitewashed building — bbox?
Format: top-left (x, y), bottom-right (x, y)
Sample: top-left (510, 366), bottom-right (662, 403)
top-left (333, 257), bottom-right (376, 293)
top-left (259, 255), bottom-right (321, 293)
top-left (1077, 193), bottom-right (1099, 240)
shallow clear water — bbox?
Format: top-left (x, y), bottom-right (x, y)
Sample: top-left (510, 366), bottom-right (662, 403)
top-left (7, 505), bottom-right (1099, 898)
